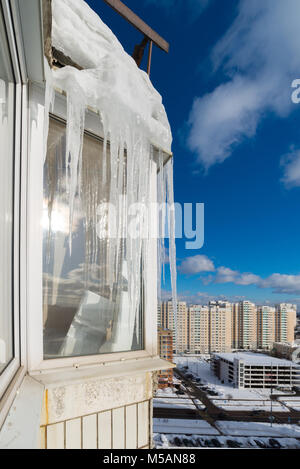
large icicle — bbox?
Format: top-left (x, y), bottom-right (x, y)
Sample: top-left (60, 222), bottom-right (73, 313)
top-left (43, 0), bottom-right (177, 352)
top-left (43, 61), bottom-right (55, 163)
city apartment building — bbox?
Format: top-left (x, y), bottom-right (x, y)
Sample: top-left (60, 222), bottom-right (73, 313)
top-left (158, 300), bottom-right (297, 355)
top-left (157, 328), bottom-right (174, 388)
top-left (211, 352), bottom-right (300, 389)
top-left (208, 302), bottom-right (232, 353)
top-left (159, 301), bottom-right (189, 353)
top-left (257, 306), bottom-right (275, 349)
top-left (275, 304), bottom-right (297, 344)
top-left (189, 302), bottom-right (231, 354)
top-left (237, 301), bottom-right (257, 350)
top-left (232, 303), bottom-right (239, 349)
top-left (189, 305), bottom-right (209, 354)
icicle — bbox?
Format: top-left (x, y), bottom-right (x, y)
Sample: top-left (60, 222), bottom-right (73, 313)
top-left (42, 0), bottom-right (176, 354)
top-left (43, 61), bottom-right (55, 163)
top-left (165, 158), bottom-right (178, 336)
top-left (65, 86), bottom-right (85, 254)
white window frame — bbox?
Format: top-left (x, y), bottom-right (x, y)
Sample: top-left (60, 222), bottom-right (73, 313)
top-left (27, 84), bottom-right (159, 373)
top-left (0, 0), bottom-right (27, 414)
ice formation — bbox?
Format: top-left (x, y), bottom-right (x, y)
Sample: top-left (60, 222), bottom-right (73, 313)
top-left (44, 0), bottom-right (177, 345)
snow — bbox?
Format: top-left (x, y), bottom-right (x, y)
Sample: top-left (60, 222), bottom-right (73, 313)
top-left (153, 419), bottom-right (218, 435)
top-left (43, 0), bottom-right (177, 334)
top-left (51, 0), bottom-right (172, 152)
top-left (212, 399), bottom-right (289, 412)
top-left (216, 421), bottom-right (300, 437)
top-left (153, 398), bottom-right (197, 410)
top-left (155, 388), bottom-right (180, 398)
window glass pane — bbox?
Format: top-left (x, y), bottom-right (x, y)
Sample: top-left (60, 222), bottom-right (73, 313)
top-left (0, 14), bottom-right (15, 374)
top-left (43, 117), bottom-right (143, 359)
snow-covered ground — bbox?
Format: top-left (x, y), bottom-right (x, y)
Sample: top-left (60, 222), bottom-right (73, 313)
top-left (153, 418), bottom-right (218, 435)
top-left (216, 421), bottom-right (300, 437)
top-left (212, 399), bottom-right (289, 412)
top-left (153, 356), bottom-right (300, 448)
top-left (154, 398), bottom-right (197, 410)
top-left (154, 385), bottom-right (205, 410)
top-left (155, 388), bottom-right (183, 398)
top-left (280, 401), bottom-right (300, 411)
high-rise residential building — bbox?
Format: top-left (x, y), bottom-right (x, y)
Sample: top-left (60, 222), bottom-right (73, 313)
top-left (238, 301), bottom-right (257, 350)
top-left (275, 304), bottom-right (297, 344)
top-left (158, 301), bottom-right (189, 353)
top-left (157, 328), bottom-right (174, 388)
top-left (189, 305), bottom-right (209, 354)
top-left (232, 303), bottom-right (239, 349)
top-left (159, 301), bottom-right (174, 331)
top-left (189, 302), bottom-right (232, 354)
top-left (209, 301), bottom-right (232, 353)
top-left (159, 300), bottom-right (297, 355)
top-left (257, 306), bottom-right (275, 349)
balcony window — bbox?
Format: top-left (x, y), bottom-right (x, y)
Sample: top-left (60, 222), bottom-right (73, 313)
top-left (43, 116), bottom-right (143, 359)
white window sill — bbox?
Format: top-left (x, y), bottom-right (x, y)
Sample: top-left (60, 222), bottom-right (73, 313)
top-left (0, 376), bottom-right (44, 449)
top-left (30, 356), bottom-right (175, 389)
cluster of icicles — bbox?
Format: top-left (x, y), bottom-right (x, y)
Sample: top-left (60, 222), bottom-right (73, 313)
top-left (43, 63), bottom-right (177, 343)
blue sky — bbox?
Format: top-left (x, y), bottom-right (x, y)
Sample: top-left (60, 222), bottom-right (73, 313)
top-left (86, 0), bottom-right (300, 306)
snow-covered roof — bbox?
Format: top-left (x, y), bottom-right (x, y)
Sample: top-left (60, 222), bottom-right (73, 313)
top-left (214, 352), bottom-right (300, 367)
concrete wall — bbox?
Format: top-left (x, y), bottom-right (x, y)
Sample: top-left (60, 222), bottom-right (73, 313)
top-left (40, 372), bottom-right (153, 449)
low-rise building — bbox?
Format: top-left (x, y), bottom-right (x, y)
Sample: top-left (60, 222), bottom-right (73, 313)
top-left (211, 352), bottom-right (300, 389)
top-left (157, 328), bottom-right (174, 388)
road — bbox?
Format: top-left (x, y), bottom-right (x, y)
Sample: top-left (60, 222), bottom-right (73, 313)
top-left (172, 368), bottom-right (300, 425)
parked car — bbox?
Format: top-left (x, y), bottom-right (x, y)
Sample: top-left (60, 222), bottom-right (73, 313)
top-left (182, 438), bottom-right (195, 447)
top-left (173, 437), bottom-right (183, 447)
top-left (254, 439), bottom-right (268, 449)
top-left (211, 438), bottom-right (222, 448)
top-left (203, 439), bottom-right (215, 448)
top-left (269, 439), bottom-right (282, 449)
top-left (195, 438), bottom-right (204, 447)
top-left (252, 410), bottom-right (265, 415)
top-left (227, 440), bottom-right (242, 448)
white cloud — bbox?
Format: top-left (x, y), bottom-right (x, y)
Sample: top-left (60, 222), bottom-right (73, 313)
top-left (259, 274), bottom-right (300, 295)
top-left (178, 254), bottom-right (215, 275)
top-left (281, 148), bottom-right (300, 187)
top-left (187, 0), bottom-right (300, 169)
top-left (214, 267), bottom-right (260, 286)
top-left (215, 266), bottom-right (239, 283)
top-left (176, 254), bottom-right (300, 295)
top-left (212, 267), bottom-right (300, 295)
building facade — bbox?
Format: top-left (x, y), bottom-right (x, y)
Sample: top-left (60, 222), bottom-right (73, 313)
top-left (275, 304), bottom-right (297, 344)
top-left (158, 301), bottom-right (189, 353)
top-left (257, 306), bottom-right (276, 349)
top-left (211, 352), bottom-right (300, 389)
top-left (189, 305), bottom-right (209, 354)
top-left (237, 301), bottom-right (257, 350)
top-left (159, 300), bottom-right (297, 356)
top-left (157, 328), bottom-right (173, 388)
